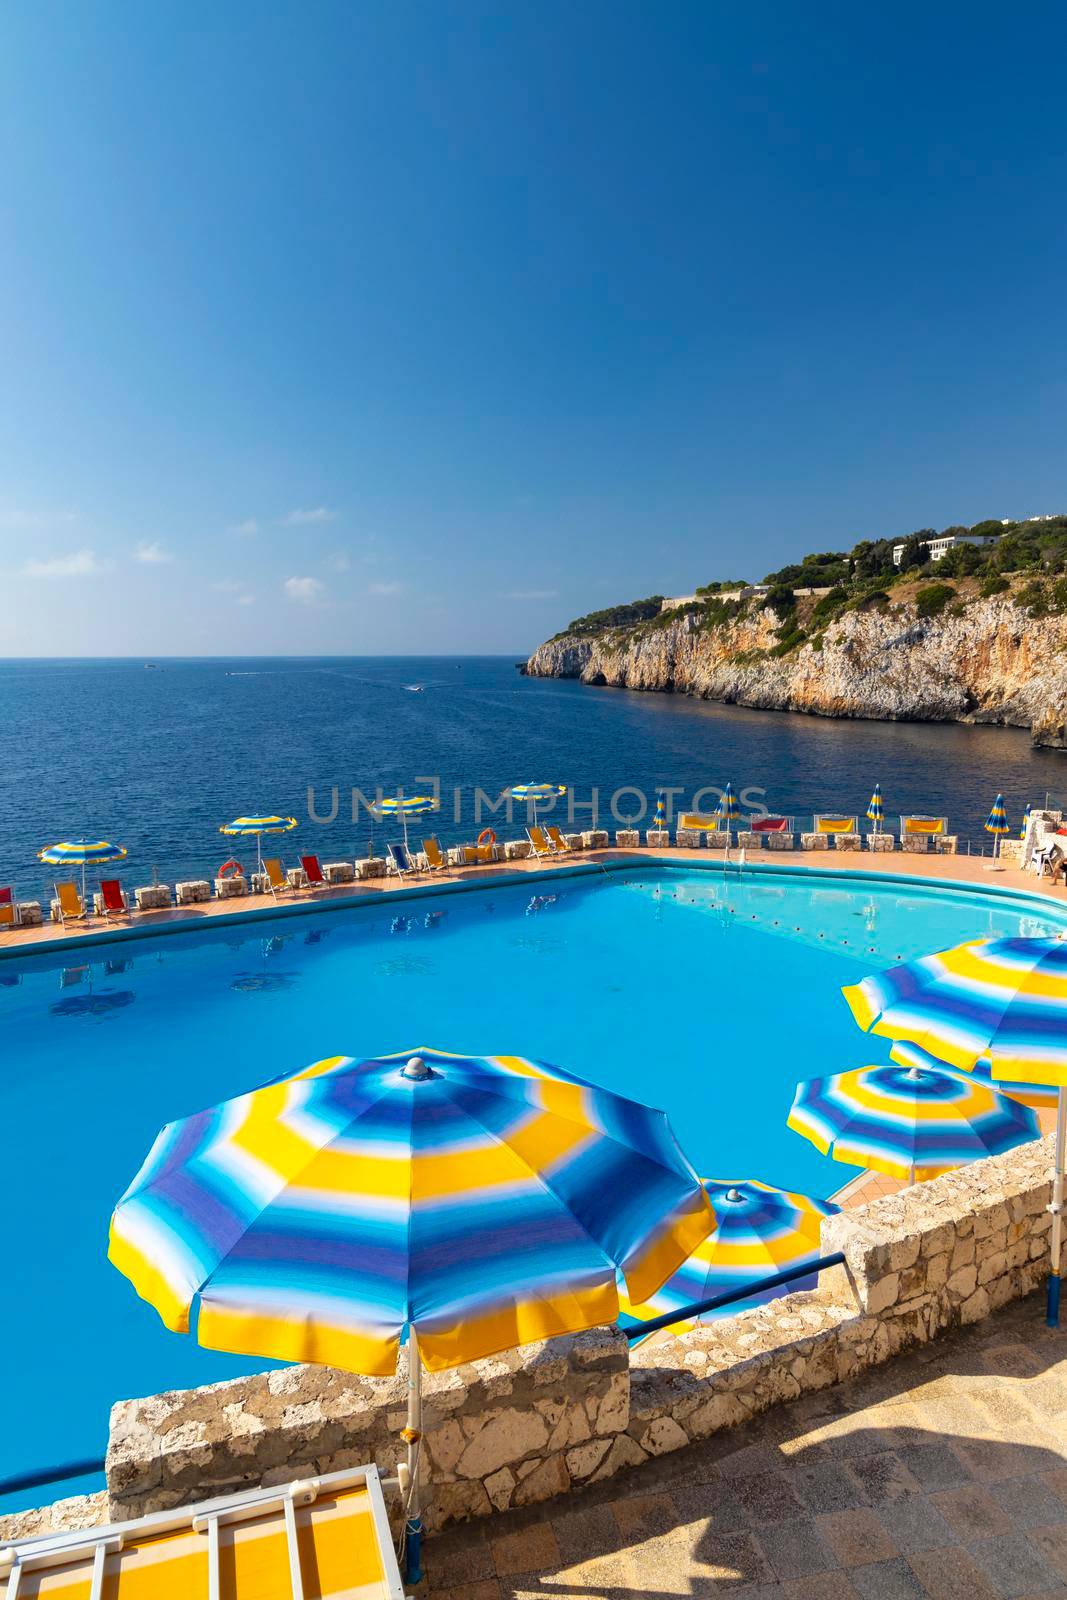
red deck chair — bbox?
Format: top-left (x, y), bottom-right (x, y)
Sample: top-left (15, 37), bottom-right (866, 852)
top-left (0, 887), bottom-right (16, 929)
top-left (300, 854), bottom-right (327, 888)
top-left (99, 879), bottom-right (129, 921)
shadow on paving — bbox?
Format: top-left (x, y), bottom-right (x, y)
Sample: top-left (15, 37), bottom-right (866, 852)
top-left (421, 1290), bottom-right (1067, 1600)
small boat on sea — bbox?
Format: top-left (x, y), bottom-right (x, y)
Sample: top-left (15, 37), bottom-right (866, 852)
top-left (404, 683), bottom-right (424, 693)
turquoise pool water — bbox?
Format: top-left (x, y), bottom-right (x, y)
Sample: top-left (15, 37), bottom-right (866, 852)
top-left (2, 862), bottom-right (1065, 1510)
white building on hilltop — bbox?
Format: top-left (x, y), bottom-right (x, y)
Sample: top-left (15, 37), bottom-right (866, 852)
top-left (892, 531), bottom-right (1001, 567)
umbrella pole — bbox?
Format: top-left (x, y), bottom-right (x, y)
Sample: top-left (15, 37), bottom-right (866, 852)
top-left (403, 1331), bottom-right (424, 1583)
top-left (1048, 1085), bottom-right (1066, 1327)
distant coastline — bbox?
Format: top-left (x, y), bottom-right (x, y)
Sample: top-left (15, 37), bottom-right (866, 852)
top-left (524, 576), bottom-right (1067, 751)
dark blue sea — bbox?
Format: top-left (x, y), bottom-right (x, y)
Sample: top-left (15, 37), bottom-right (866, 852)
top-left (1, 655), bottom-right (1064, 897)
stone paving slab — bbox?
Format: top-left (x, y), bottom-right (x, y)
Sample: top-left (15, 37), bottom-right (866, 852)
top-left (420, 1292), bottom-right (1067, 1600)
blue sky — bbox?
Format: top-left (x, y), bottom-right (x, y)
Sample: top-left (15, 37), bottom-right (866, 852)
top-left (1, 2), bottom-right (1065, 655)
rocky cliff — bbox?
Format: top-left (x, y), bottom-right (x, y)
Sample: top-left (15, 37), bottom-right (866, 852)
top-left (524, 587), bottom-right (1067, 748)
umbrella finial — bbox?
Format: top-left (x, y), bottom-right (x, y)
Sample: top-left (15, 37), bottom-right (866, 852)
top-left (724, 1186), bottom-right (745, 1203)
top-left (403, 1056), bottom-right (430, 1080)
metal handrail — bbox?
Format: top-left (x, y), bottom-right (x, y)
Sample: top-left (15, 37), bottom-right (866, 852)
top-left (0, 1458), bottom-right (105, 1500)
top-left (623, 1250), bottom-right (846, 1340)
top-left (0, 1253), bottom-right (848, 1503)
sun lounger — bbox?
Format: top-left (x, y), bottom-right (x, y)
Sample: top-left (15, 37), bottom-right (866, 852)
top-left (262, 857), bottom-right (295, 899)
top-left (421, 835), bottom-right (450, 874)
top-left (545, 824), bottom-right (576, 852)
top-left (387, 842), bottom-right (417, 877)
top-left (53, 880), bottom-right (87, 925)
top-left (527, 825), bottom-right (555, 857)
top-left (813, 815), bottom-right (858, 833)
top-left (300, 853), bottom-right (327, 888)
top-left (0, 1462), bottom-right (405, 1600)
top-left (0, 887), bottom-right (16, 929)
top-left (99, 878), bottom-right (130, 921)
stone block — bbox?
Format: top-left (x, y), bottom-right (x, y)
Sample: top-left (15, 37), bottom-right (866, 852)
top-left (564, 833), bottom-right (583, 849)
top-left (801, 833), bottom-right (829, 850)
top-left (615, 829), bottom-right (640, 847)
top-left (354, 857), bottom-right (385, 880)
top-left (835, 833), bottom-right (862, 851)
top-left (287, 868), bottom-right (308, 889)
top-left (214, 876), bottom-right (249, 898)
top-left (901, 834), bottom-right (929, 853)
top-left (644, 829), bottom-right (669, 847)
top-left (676, 829), bottom-right (701, 849)
top-left (705, 831), bottom-right (728, 849)
top-left (322, 861), bottom-right (355, 884)
top-left (134, 885), bottom-right (171, 911)
top-left (581, 830), bottom-right (609, 848)
top-left (505, 839), bottom-right (532, 859)
top-left (764, 831), bottom-right (795, 850)
top-left (15, 900), bottom-right (43, 926)
top-left (175, 879), bottom-right (212, 905)
top-left (935, 835), bottom-right (960, 856)
top-left (736, 831), bottom-right (761, 849)
top-left (867, 833), bottom-right (894, 852)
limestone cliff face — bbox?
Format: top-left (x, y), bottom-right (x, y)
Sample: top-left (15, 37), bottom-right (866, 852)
top-left (524, 593), bottom-right (1067, 747)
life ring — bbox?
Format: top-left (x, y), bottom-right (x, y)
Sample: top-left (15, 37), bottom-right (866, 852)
top-left (219, 857), bottom-right (244, 878)
top-left (477, 828), bottom-right (496, 847)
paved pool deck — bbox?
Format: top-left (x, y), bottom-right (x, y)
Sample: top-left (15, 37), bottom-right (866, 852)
top-left (3, 843), bottom-right (1064, 954)
top-left (420, 1290), bottom-right (1067, 1600)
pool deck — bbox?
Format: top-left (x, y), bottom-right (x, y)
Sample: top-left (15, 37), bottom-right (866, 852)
top-left (421, 1288), bottom-right (1067, 1600)
top-left (3, 845), bottom-right (1062, 1213)
top-left (3, 843), bottom-right (1063, 955)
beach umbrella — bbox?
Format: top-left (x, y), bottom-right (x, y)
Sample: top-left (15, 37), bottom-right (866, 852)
top-left (985, 793), bottom-right (1010, 869)
top-left (652, 792), bottom-right (667, 832)
top-left (510, 782), bottom-right (566, 812)
top-left (1021, 802), bottom-right (1031, 841)
top-left (842, 934), bottom-right (1067, 1323)
top-left (716, 783), bottom-right (741, 840)
top-left (889, 1038), bottom-right (1057, 1113)
top-left (621, 1178), bottom-right (838, 1335)
top-left (37, 838), bottom-right (128, 904)
top-left (867, 785), bottom-right (884, 833)
top-left (219, 815), bottom-right (297, 872)
top-left (787, 1061), bottom-right (1039, 1184)
top-left (373, 794), bottom-right (438, 853)
top-left (108, 1046), bottom-right (713, 1580)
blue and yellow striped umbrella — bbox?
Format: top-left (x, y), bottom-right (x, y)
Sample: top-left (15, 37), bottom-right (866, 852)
top-left (1020, 802), bottom-right (1031, 841)
top-left (108, 1046), bottom-right (714, 1377)
top-left (652, 793), bottom-right (666, 832)
top-left (372, 795), bottom-right (437, 850)
top-left (220, 814), bottom-right (297, 870)
top-left (716, 783), bottom-right (741, 832)
top-left (843, 933), bottom-right (1067, 1323)
top-left (787, 1062), bottom-right (1038, 1182)
top-left (220, 814), bottom-right (298, 836)
top-left (985, 793), bottom-right (1009, 835)
top-left (38, 839), bottom-right (127, 866)
top-left (888, 1039), bottom-right (1057, 1112)
top-left (867, 786), bottom-right (884, 830)
top-left (38, 838), bottom-right (128, 900)
top-left (621, 1179), bottom-right (838, 1334)
top-left (842, 936), bottom-right (1067, 1084)
top-left (510, 784), bottom-right (567, 801)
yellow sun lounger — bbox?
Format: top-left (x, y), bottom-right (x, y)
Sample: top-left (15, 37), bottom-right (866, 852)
top-left (0, 1464), bottom-right (405, 1600)
top-left (900, 815), bottom-right (947, 836)
top-left (526, 826), bottom-right (555, 857)
top-left (261, 858), bottom-right (296, 899)
top-left (544, 825), bottom-right (575, 852)
top-left (813, 815), bottom-right (858, 834)
top-left (53, 881), bottom-right (87, 925)
top-left (420, 836), bottom-right (450, 874)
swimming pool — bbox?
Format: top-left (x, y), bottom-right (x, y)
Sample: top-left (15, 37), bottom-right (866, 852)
top-left (3, 861), bottom-right (1065, 1510)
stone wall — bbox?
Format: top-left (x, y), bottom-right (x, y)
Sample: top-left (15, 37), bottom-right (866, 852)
top-left (3, 1132), bottom-right (1061, 1546)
